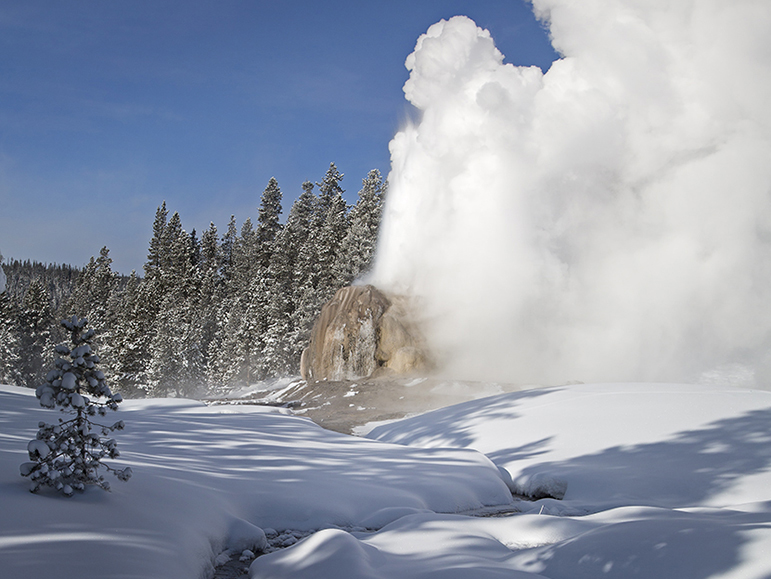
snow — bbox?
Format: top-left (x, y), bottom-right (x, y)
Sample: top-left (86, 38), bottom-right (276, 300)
top-left (0, 384), bottom-right (510, 579)
top-left (368, 383), bottom-right (771, 510)
top-left (2, 382), bottom-right (771, 578)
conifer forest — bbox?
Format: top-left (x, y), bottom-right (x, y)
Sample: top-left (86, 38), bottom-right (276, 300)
top-left (0, 164), bottom-right (385, 397)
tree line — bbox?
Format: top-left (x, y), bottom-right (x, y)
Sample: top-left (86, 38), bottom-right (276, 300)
top-left (0, 163), bottom-right (384, 397)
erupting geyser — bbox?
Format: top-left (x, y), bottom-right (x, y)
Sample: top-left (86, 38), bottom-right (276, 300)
top-left (370, 1), bottom-right (771, 386)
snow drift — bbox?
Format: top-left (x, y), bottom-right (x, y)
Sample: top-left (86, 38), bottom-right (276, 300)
top-left (255, 382), bottom-right (771, 579)
top-left (370, 1), bottom-right (771, 386)
top-left (0, 385), bottom-right (510, 579)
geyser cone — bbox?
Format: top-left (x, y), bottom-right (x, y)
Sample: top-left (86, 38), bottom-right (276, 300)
top-left (371, 5), bottom-right (771, 386)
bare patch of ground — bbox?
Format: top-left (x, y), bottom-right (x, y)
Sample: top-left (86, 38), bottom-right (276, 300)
top-left (208, 375), bottom-right (526, 435)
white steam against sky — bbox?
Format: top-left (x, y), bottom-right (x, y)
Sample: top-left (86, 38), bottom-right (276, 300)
top-left (371, 1), bottom-right (771, 386)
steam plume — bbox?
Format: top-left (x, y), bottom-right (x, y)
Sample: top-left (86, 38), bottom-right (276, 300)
top-left (371, 2), bottom-right (771, 386)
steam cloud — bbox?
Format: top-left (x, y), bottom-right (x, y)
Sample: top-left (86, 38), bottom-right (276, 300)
top-left (370, 2), bottom-right (771, 386)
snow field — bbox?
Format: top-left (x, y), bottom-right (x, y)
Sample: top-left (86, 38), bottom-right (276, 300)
top-left (252, 383), bottom-right (771, 578)
top-left (3, 382), bottom-right (771, 578)
top-left (0, 384), bottom-right (512, 579)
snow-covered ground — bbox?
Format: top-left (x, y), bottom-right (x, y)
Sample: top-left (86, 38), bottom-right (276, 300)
top-left (2, 382), bottom-right (771, 578)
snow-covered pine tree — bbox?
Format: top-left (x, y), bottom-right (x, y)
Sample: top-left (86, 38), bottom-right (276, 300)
top-left (200, 223), bottom-right (222, 296)
top-left (68, 247), bottom-right (117, 321)
top-left (285, 181), bottom-right (317, 263)
top-left (17, 278), bottom-right (55, 388)
top-left (223, 178), bottom-right (285, 383)
top-left (316, 186), bottom-right (350, 299)
top-left (220, 215), bottom-right (238, 289)
top-left (210, 216), bottom-right (256, 389)
top-left (144, 202), bottom-right (169, 283)
top-left (198, 223), bottom-right (223, 391)
top-left (188, 228), bottom-right (201, 268)
top-left (0, 253), bottom-right (20, 384)
top-left (230, 218), bottom-right (259, 291)
top-left (209, 294), bottom-right (250, 389)
top-left (256, 266), bottom-right (293, 378)
top-left (66, 246), bottom-right (118, 368)
top-left (1, 258), bottom-right (79, 314)
top-left (107, 271), bottom-right (153, 397)
top-left (239, 274), bottom-right (270, 383)
top-left (147, 217), bottom-right (205, 397)
top-left (291, 182), bottom-right (326, 350)
top-left (21, 315), bottom-right (131, 496)
top-left (0, 287), bottom-right (22, 386)
top-left (256, 177), bottom-right (283, 269)
top-left (334, 169), bottom-right (385, 284)
top-left (260, 185), bottom-right (316, 375)
top-left (315, 162), bottom-right (345, 224)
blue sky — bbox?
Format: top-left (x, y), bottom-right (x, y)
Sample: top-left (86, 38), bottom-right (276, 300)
top-left (0, 0), bottom-right (558, 274)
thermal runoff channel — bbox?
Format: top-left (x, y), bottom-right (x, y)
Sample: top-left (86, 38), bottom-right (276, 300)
top-left (371, 2), bottom-right (771, 386)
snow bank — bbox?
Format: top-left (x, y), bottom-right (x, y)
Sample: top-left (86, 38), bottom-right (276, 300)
top-left (369, 383), bottom-right (771, 510)
top-left (251, 382), bottom-right (771, 578)
top-left (253, 505), bottom-right (771, 579)
top-left (0, 385), bottom-right (511, 579)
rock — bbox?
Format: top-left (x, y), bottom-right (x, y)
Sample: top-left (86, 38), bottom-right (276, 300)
top-left (301, 285), bottom-right (431, 382)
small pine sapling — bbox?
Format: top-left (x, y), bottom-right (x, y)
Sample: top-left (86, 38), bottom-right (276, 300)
top-left (21, 315), bottom-right (132, 496)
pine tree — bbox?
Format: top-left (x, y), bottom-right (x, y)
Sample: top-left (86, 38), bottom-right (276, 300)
top-left (147, 219), bottom-right (205, 397)
top-left (0, 289), bottom-right (21, 385)
top-left (0, 251), bottom-right (5, 291)
top-left (231, 218), bottom-right (258, 291)
top-left (17, 279), bottom-right (55, 388)
top-left (314, 163), bottom-right (350, 293)
top-left (291, 181), bottom-right (326, 353)
top-left (220, 215), bottom-right (238, 288)
top-left (141, 203), bottom-right (173, 372)
top-left (209, 297), bottom-right (247, 389)
top-left (189, 229), bottom-right (201, 268)
top-left (21, 316), bottom-right (131, 496)
top-left (256, 264), bottom-right (294, 378)
top-left (161, 212), bottom-right (185, 280)
top-left (316, 162), bottom-right (345, 224)
top-left (1, 259), bottom-right (80, 314)
top-left (262, 185), bottom-right (317, 374)
top-left (335, 169), bottom-right (385, 283)
top-left (199, 223), bottom-right (223, 390)
top-left (240, 274), bottom-right (270, 382)
top-left (144, 202), bottom-right (169, 282)
top-left (256, 177), bottom-right (283, 269)
top-left (317, 212), bottom-right (350, 305)
top-left (148, 301), bottom-right (205, 397)
top-left (107, 272), bottom-right (152, 397)
top-left (66, 247), bottom-right (118, 357)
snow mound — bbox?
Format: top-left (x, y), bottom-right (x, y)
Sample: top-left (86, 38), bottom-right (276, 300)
top-left (227, 518), bottom-right (268, 554)
top-left (512, 472), bottom-right (568, 501)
